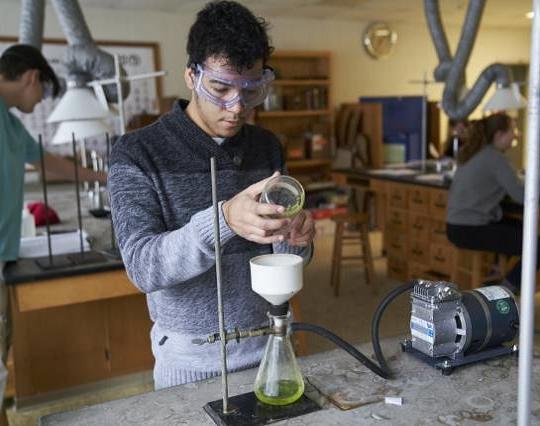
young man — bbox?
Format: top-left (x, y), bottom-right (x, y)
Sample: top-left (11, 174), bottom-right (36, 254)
top-left (109, 1), bottom-right (316, 389)
top-left (0, 44), bottom-right (106, 421)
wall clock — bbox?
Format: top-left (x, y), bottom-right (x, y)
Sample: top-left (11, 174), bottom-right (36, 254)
top-left (363, 22), bottom-right (397, 59)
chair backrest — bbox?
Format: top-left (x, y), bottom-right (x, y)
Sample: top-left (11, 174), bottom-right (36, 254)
top-left (334, 102), bottom-right (383, 169)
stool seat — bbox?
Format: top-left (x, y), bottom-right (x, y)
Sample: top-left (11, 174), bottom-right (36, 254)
top-left (330, 212), bottom-right (375, 296)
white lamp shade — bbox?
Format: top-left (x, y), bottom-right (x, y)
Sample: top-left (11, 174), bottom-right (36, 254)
top-left (483, 83), bottom-right (527, 112)
top-left (51, 120), bottom-right (111, 145)
top-left (47, 87), bottom-right (111, 123)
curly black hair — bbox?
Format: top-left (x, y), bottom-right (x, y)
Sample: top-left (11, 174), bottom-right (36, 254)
top-left (0, 44), bottom-right (60, 97)
top-left (187, 1), bottom-right (273, 71)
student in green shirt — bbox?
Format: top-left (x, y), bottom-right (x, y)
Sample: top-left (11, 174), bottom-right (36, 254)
top-left (0, 44), bottom-right (106, 424)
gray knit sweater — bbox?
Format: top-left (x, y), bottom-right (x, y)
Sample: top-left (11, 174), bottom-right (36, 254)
top-left (447, 144), bottom-right (524, 225)
top-left (108, 100), bottom-right (310, 387)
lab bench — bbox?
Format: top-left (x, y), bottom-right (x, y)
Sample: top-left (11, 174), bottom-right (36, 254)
top-left (4, 184), bottom-right (153, 405)
top-left (332, 168), bottom-right (521, 289)
top-left (39, 337), bottom-right (539, 425)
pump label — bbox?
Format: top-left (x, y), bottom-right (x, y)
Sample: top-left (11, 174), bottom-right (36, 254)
top-left (410, 316), bottom-right (434, 344)
top-left (475, 286), bottom-right (508, 301)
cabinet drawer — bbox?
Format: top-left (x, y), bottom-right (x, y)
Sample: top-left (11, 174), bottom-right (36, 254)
top-left (408, 262), bottom-right (430, 281)
top-left (409, 213), bottom-right (430, 241)
top-left (429, 243), bottom-right (454, 276)
top-left (387, 256), bottom-right (408, 282)
top-left (430, 219), bottom-right (448, 243)
top-left (388, 185), bottom-right (408, 209)
top-left (386, 209), bottom-right (408, 232)
top-left (429, 189), bottom-right (448, 219)
top-left (386, 233), bottom-right (407, 257)
top-left (408, 239), bottom-right (430, 264)
top-left (370, 179), bottom-right (387, 194)
top-left (408, 187), bottom-right (430, 213)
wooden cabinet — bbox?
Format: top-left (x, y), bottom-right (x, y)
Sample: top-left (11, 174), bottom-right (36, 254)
top-left (374, 180), bottom-right (460, 283)
top-left (9, 270), bottom-right (153, 404)
top-left (257, 51), bottom-right (332, 186)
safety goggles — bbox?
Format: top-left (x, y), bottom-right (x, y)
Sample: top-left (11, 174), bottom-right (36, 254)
top-left (193, 64), bottom-right (275, 110)
top-left (41, 80), bottom-right (55, 99)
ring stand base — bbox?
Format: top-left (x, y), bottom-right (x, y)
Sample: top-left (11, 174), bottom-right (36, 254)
top-left (67, 251), bottom-right (108, 265)
top-left (35, 255), bottom-right (74, 270)
top-left (204, 391), bottom-right (321, 425)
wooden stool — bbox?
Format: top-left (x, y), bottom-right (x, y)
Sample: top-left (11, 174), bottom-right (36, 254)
top-left (330, 212), bottom-right (375, 296)
top-left (451, 248), bottom-right (510, 289)
top-left (289, 296), bottom-right (308, 356)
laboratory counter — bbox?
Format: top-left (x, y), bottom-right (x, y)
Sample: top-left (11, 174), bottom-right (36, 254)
top-left (5, 183), bottom-right (153, 404)
top-left (331, 167), bottom-right (523, 288)
top-left (40, 337), bottom-right (540, 425)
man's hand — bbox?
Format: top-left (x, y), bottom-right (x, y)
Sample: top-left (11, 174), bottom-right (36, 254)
top-left (285, 209), bottom-right (316, 246)
top-left (222, 172), bottom-right (291, 244)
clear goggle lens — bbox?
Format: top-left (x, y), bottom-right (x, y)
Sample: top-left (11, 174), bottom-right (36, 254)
top-left (194, 64), bottom-right (275, 109)
top-left (41, 80), bottom-right (55, 99)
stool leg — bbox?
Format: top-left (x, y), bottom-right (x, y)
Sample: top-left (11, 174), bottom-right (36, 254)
top-left (360, 222), bottom-right (375, 290)
top-left (471, 254), bottom-right (482, 289)
top-left (331, 222), bottom-right (344, 296)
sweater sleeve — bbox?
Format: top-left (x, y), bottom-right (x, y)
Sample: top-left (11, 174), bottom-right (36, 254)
top-left (493, 151), bottom-right (524, 204)
top-left (108, 143), bottom-right (235, 294)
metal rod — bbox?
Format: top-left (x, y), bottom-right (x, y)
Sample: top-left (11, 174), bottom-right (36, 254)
top-left (38, 135), bottom-right (53, 265)
top-left (71, 133), bottom-right (84, 257)
top-left (421, 71), bottom-right (428, 172)
top-left (210, 157), bottom-right (229, 413)
top-left (106, 133), bottom-right (115, 250)
top-left (114, 54), bottom-right (126, 135)
top-left (518, 1), bottom-right (540, 424)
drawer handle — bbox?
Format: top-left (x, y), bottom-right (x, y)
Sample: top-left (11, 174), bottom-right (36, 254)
top-left (433, 202), bottom-right (446, 208)
top-left (434, 255), bottom-right (445, 262)
top-left (391, 243), bottom-right (402, 249)
top-left (412, 197), bottom-right (423, 203)
top-left (412, 249), bottom-right (424, 255)
top-left (413, 224), bottom-right (424, 230)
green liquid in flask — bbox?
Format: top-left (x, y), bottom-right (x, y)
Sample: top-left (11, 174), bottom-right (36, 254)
top-left (254, 379), bottom-right (305, 405)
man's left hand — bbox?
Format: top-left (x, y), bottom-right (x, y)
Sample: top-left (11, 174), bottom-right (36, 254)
top-left (286, 210), bottom-right (316, 247)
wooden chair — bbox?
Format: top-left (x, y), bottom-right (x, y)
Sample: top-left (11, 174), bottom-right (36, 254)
top-left (330, 212), bottom-right (375, 296)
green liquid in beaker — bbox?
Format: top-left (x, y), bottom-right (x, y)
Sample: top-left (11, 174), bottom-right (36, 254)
top-left (254, 379), bottom-right (305, 405)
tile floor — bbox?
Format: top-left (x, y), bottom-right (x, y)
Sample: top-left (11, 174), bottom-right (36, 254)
top-left (5, 220), bottom-right (537, 425)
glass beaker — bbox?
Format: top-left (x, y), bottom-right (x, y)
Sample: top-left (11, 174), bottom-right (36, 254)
top-left (254, 310), bottom-right (304, 405)
top-left (261, 175), bottom-right (305, 218)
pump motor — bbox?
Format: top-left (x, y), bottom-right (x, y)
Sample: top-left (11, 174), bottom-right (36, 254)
top-left (402, 280), bottom-right (519, 374)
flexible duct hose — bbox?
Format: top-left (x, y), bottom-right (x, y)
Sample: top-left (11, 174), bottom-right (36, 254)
top-left (18, 0), bottom-right (129, 101)
top-left (290, 322), bottom-right (392, 379)
top-left (424, 0), bottom-right (513, 119)
top-left (19, 0), bottom-right (45, 49)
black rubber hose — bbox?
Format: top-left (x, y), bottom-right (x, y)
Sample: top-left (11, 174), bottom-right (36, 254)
top-left (290, 322), bottom-right (391, 379)
top-left (371, 280), bottom-right (416, 374)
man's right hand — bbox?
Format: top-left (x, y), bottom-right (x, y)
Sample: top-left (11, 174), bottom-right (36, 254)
top-left (222, 172), bottom-right (290, 244)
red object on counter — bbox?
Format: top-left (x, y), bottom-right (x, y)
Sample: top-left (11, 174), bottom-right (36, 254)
top-left (27, 202), bottom-right (61, 226)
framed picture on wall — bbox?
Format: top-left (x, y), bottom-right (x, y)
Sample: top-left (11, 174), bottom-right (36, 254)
top-left (0, 37), bottom-right (163, 153)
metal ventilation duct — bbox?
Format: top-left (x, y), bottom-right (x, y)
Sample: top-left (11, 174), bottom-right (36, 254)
top-left (424, 0), bottom-right (512, 120)
top-left (18, 0), bottom-right (129, 102)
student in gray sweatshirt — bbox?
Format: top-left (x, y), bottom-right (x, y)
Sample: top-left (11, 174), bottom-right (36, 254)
top-left (446, 112), bottom-right (534, 293)
top-left (108, 1), bottom-right (315, 389)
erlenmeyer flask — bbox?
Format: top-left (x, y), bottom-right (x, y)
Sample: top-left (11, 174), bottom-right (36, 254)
top-left (254, 310), bottom-right (304, 405)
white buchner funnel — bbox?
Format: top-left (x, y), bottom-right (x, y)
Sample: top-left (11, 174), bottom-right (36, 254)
top-left (250, 254), bottom-right (303, 305)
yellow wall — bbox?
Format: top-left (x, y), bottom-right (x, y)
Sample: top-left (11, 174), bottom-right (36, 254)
top-left (0, 2), bottom-right (532, 148)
